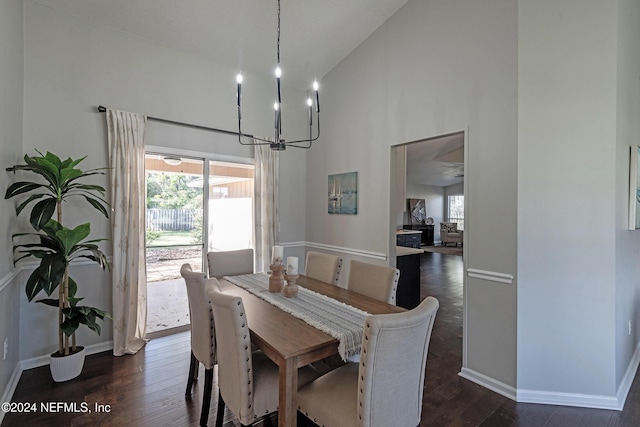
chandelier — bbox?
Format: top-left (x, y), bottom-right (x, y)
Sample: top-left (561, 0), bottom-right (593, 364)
top-left (235, 0), bottom-right (320, 150)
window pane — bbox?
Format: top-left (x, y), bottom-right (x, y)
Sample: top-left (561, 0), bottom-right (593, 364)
top-left (207, 161), bottom-right (254, 252)
top-left (448, 195), bottom-right (464, 230)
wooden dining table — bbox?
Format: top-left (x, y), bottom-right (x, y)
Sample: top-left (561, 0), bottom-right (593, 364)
top-left (217, 274), bottom-right (405, 427)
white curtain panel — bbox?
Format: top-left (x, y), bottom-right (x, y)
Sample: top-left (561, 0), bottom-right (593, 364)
top-left (254, 143), bottom-right (280, 273)
top-left (106, 109), bottom-right (148, 356)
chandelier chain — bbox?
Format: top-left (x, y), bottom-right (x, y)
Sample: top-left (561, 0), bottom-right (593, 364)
top-left (277, 0), bottom-right (281, 65)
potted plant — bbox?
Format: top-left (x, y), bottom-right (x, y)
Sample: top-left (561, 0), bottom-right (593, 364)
top-left (5, 151), bottom-right (111, 382)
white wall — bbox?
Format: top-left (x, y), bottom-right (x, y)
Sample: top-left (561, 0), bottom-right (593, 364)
top-left (0, 0), bottom-right (24, 407)
top-left (518, 0), bottom-right (640, 402)
top-left (305, 0), bottom-right (518, 388)
top-left (20, 1), bottom-right (307, 359)
top-left (0, 0), bottom-right (24, 277)
top-left (615, 0), bottom-right (640, 391)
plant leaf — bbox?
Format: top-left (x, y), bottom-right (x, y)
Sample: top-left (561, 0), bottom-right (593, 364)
top-left (59, 167), bottom-right (83, 186)
top-left (25, 269), bottom-right (45, 301)
top-left (15, 193), bottom-right (46, 216)
top-left (36, 156), bottom-right (61, 186)
top-left (60, 317), bottom-right (80, 337)
top-left (38, 254), bottom-right (66, 296)
top-left (36, 298), bottom-right (60, 307)
top-left (4, 182), bottom-right (47, 199)
top-left (68, 277), bottom-right (77, 298)
top-left (55, 223), bottom-right (90, 255)
top-left (82, 195), bottom-right (110, 218)
top-left (30, 198), bottom-right (57, 230)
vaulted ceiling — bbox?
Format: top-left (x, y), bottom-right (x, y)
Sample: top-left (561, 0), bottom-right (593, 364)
top-left (33, 0), bottom-right (411, 90)
top-left (33, 0), bottom-right (461, 187)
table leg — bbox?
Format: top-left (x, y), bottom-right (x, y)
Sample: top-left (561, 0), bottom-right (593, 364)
top-left (278, 357), bottom-right (298, 427)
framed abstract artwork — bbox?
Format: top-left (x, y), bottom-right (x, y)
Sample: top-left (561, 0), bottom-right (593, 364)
top-left (328, 172), bottom-right (357, 214)
top-left (407, 198), bottom-right (426, 225)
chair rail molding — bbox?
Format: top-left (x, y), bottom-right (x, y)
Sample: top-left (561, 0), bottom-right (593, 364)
top-left (466, 268), bottom-right (514, 284)
top-left (0, 268), bottom-right (21, 293)
top-left (300, 241), bottom-right (387, 261)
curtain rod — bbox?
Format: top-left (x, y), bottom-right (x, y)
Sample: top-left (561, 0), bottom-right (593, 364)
top-left (96, 105), bottom-right (253, 138)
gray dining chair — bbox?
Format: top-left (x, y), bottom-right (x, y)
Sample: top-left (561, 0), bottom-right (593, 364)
top-left (207, 248), bottom-right (254, 278)
top-left (304, 251), bottom-right (342, 285)
top-left (297, 296), bottom-right (439, 427)
top-left (180, 263), bottom-right (217, 427)
top-left (206, 280), bottom-right (319, 427)
top-left (347, 260), bottom-right (400, 305)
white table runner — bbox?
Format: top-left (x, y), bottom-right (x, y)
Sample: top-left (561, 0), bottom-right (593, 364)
top-left (223, 273), bottom-right (368, 360)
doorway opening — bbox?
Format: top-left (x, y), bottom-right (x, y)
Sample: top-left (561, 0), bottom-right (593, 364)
top-left (390, 129), bottom-right (466, 367)
top-left (144, 153), bottom-right (254, 337)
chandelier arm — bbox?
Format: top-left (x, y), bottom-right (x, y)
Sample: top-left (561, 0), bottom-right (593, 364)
top-left (238, 103), bottom-right (277, 145)
top-left (286, 141), bottom-right (312, 149)
top-left (282, 115), bottom-right (320, 145)
top-left (238, 135), bottom-right (275, 145)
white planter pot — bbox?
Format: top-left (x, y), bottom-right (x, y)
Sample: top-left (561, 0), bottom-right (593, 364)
top-left (49, 346), bottom-right (86, 382)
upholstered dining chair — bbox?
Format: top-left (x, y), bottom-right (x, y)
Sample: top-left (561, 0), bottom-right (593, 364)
top-left (180, 264), bottom-right (217, 427)
top-left (347, 260), bottom-right (400, 305)
top-left (297, 296), bottom-right (440, 427)
top-left (207, 248), bottom-right (254, 279)
top-left (206, 280), bottom-right (319, 427)
top-left (304, 251), bottom-right (342, 285)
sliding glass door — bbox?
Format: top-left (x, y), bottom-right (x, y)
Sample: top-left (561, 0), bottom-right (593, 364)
top-left (145, 154), bottom-right (204, 335)
top-left (143, 152), bottom-right (254, 336)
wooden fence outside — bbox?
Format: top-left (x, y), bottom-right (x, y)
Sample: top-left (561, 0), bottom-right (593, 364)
top-left (146, 208), bottom-right (202, 231)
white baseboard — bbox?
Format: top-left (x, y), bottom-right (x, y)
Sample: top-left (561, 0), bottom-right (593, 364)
top-left (461, 340), bottom-right (640, 411)
top-left (615, 339), bottom-right (640, 409)
top-left (20, 340), bottom-right (114, 371)
top-left (459, 367), bottom-right (517, 400)
top-left (516, 340), bottom-right (640, 410)
top-left (0, 363), bottom-right (23, 424)
top-left (516, 388), bottom-right (621, 410)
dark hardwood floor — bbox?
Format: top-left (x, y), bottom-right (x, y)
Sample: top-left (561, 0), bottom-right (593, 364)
top-left (3, 252), bottom-right (640, 426)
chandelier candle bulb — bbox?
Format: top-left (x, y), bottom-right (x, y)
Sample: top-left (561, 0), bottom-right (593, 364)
top-left (236, 74), bottom-right (243, 107)
top-left (274, 102), bottom-right (280, 129)
top-left (313, 81), bottom-right (320, 112)
top-left (307, 98), bottom-right (313, 125)
top-left (275, 66), bottom-right (282, 104)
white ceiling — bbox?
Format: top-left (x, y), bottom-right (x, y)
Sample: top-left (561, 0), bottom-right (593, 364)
top-left (406, 133), bottom-right (464, 188)
top-left (33, 0), bottom-right (411, 90)
top-left (33, 0), bottom-right (460, 188)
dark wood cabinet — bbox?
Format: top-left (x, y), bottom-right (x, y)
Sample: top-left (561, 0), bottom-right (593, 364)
top-left (403, 224), bottom-right (434, 246)
top-left (396, 252), bottom-right (421, 310)
top-left (396, 232), bottom-right (421, 249)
